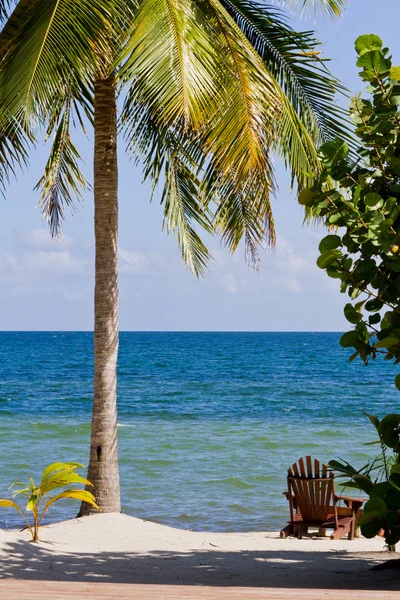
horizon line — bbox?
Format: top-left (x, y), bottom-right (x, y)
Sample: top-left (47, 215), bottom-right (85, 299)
top-left (0, 330), bottom-right (345, 334)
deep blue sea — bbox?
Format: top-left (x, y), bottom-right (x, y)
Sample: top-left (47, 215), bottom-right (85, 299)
top-left (0, 331), bottom-right (398, 532)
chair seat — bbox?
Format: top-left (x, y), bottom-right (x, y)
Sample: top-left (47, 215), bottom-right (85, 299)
top-left (288, 513), bottom-right (353, 529)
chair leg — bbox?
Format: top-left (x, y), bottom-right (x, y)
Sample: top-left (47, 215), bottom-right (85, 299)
top-left (331, 526), bottom-right (348, 540)
top-left (280, 524), bottom-right (293, 539)
top-left (297, 525), bottom-right (307, 539)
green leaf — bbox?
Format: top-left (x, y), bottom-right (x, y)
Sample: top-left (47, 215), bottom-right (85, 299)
top-left (364, 497), bottom-right (387, 516)
top-left (386, 486), bottom-right (400, 508)
top-left (26, 495), bottom-right (37, 512)
top-left (370, 482), bottom-right (390, 499)
top-left (344, 303), bottom-right (362, 324)
top-left (395, 374), bottom-right (400, 392)
top-left (357, 51), bottom-right (391, 75)
top-left (374, 337), bottom-right (399, 349)
top-left (0, 499), bottom-right (23, 513)
top-left (378, 414), bottom-right (400, 448)
top-left (360, 518), bottom-right (383, 539)
top-left (316, 249), bottom-right (341, 269)
top-left (365, 298), bottom-right (384, 312)
top-left (318, 234), bottom-right (341, 253)
top-left (43, 489), bottom-right (98, 514)
top-left (389, 259), bottom-right (400, 273)
top-left (298, 189), bottom-right (317, 206)
top-left (364, 192), bottom-right (384, 210)
top-left (41, 462), bottom-right (84, 483)
top-left (369, 313), bottom-right (381, 325)
top-left (340, 330), bottom-right (359, 348)
top-left (355, 34), bottom-right (382, 57)
top-left (390, 66), bottom-right (400, 81)
top-left (353, 473), bottom-right (373, 494)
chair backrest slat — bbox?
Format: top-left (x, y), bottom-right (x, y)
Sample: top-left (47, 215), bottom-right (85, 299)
top-left (306, 455), bottom-right (313, 478)
top-left (287, 456), bottom-right (334, 524)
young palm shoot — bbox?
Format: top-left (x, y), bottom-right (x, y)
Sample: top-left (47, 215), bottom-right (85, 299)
top-left (0, 462), bottom-right (98, 541)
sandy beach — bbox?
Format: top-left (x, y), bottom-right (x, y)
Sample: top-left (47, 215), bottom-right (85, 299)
top-left (0, 513), bottom-right (399, 592)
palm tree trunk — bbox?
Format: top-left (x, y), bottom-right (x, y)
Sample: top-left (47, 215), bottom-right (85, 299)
top-left (79, 73), bottom-right (121, 515)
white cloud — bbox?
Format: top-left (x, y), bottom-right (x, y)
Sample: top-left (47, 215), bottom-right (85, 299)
top-left (207, 235), bottom-right (315, 296)
top-left (118, 248), bottom-right (155, 274)
top-left (15, 228), bottom-right (73, 251)
top-left (24, 250), bottom-right (88, 274)
top-left (219, 274), bottom-right (248, 294)
top-left (118, 248), bottom-right (165, 273)
top-left (267, 236), bottom-right (312, 274)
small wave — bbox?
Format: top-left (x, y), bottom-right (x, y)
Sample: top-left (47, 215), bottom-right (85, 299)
top-left (209, 477), bottom-right (253, 489)
top-left (251, 475), bottom-right (276, 482)
top-left (117, 423), bottom-right (135, 428)
top-left (136, 459), bottom-right (176, 467)
top-left (176, 513), bottom-right (202, 522)
top-left (228, 504), bottom-right (253, 514)
top-left (315, 429), bottom-right (347, 438)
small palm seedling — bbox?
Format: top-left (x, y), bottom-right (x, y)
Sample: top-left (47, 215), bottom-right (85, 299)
top-left (0, 462), bottom-right (98, 541)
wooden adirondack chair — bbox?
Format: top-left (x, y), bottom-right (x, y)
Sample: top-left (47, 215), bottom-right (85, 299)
top-left (280, 456), bottom-right (361, 540)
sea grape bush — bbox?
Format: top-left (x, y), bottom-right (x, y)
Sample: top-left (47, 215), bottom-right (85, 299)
top-left (329, 412), bottom-right (400, 548)
top-left (300, 34), bottom-right (400, 546)
top-left (301, 34), bottom-right (400, 387)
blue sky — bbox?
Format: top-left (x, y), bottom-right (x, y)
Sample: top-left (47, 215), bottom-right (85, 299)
top-left (0, 0), bottom-right (398, 331)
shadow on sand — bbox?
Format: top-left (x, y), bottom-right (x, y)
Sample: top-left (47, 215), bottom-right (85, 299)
top-left (0, 539), bottom-right (399, 590)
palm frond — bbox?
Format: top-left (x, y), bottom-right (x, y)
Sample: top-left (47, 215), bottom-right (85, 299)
top-left (211, 168), bottom-right (275, 267)
top-left (121, 0), bottom-right (280, 262)
top-left (0, 115), bottom-right (31, 194)
top-left (162, 148), bottom-right (213, 277)
top-left (34, 84), bottom-right (90, 236)
top-left (118, 0), bottom-right (227, 128)
top-left (122, 102), bottom-right (213, 276)
top-left (279, 0), bottom-right (348, 19)
top-left (0, 0), bottom-right (116, 126)
top-left (219, 0), bottom-right (352, 186)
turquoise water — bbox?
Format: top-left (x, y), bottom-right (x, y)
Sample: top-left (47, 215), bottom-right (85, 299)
top-left (0, 331), bottom-right (398, 532)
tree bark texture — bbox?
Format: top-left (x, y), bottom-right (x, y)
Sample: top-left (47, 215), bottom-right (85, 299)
top-left (79, 73), bottom-right (121, 515)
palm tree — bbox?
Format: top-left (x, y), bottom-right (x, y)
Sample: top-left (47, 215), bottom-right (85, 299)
top-left (0, 0), bottom-right (349, 514)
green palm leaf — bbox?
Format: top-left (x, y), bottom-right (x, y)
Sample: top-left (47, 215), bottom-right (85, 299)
top-left (122, 105), bottom-right (213, 276)
top-left (121, 0), bottom-right (280, 263)
top-left (220, 0), bottom-right (352, 185)
top-left (0, 116), bottom-right (31, 193)
top-left (0, 0), bottom-right (114, 124)
top-left (281, 0), bottom-right (348, 20)
top-left (118, 0), bottom-right (227, 127)
top-left (34, 82), bottom-right (90, 236)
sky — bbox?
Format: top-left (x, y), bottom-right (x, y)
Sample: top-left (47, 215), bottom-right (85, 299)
top-left (0, 0), bottom-right (398, 331)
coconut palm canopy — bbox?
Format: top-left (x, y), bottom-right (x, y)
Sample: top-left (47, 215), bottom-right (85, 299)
top-left (1, 0), bottom-right (349, 274)
top-left (0, 0), bottom-right (350, 513)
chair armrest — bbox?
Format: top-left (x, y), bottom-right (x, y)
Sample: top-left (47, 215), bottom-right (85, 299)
top-left (283, 491), bottom-right (298, 511)
top-left (335, 495), bottom-right (367, 510)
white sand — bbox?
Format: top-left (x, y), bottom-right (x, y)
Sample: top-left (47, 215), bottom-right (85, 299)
top-left (0, 513), bottom-right (399, 590)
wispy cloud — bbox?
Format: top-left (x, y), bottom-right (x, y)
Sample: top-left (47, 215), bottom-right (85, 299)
top-left (15, 228), bottom-right (73, 251)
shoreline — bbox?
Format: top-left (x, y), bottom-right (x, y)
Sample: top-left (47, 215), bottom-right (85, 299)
top-left (0, 513), bottom-right (399, 590)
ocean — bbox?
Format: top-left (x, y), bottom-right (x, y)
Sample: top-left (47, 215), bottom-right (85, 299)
top-left (0, 331), bottom-right (397, 532)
